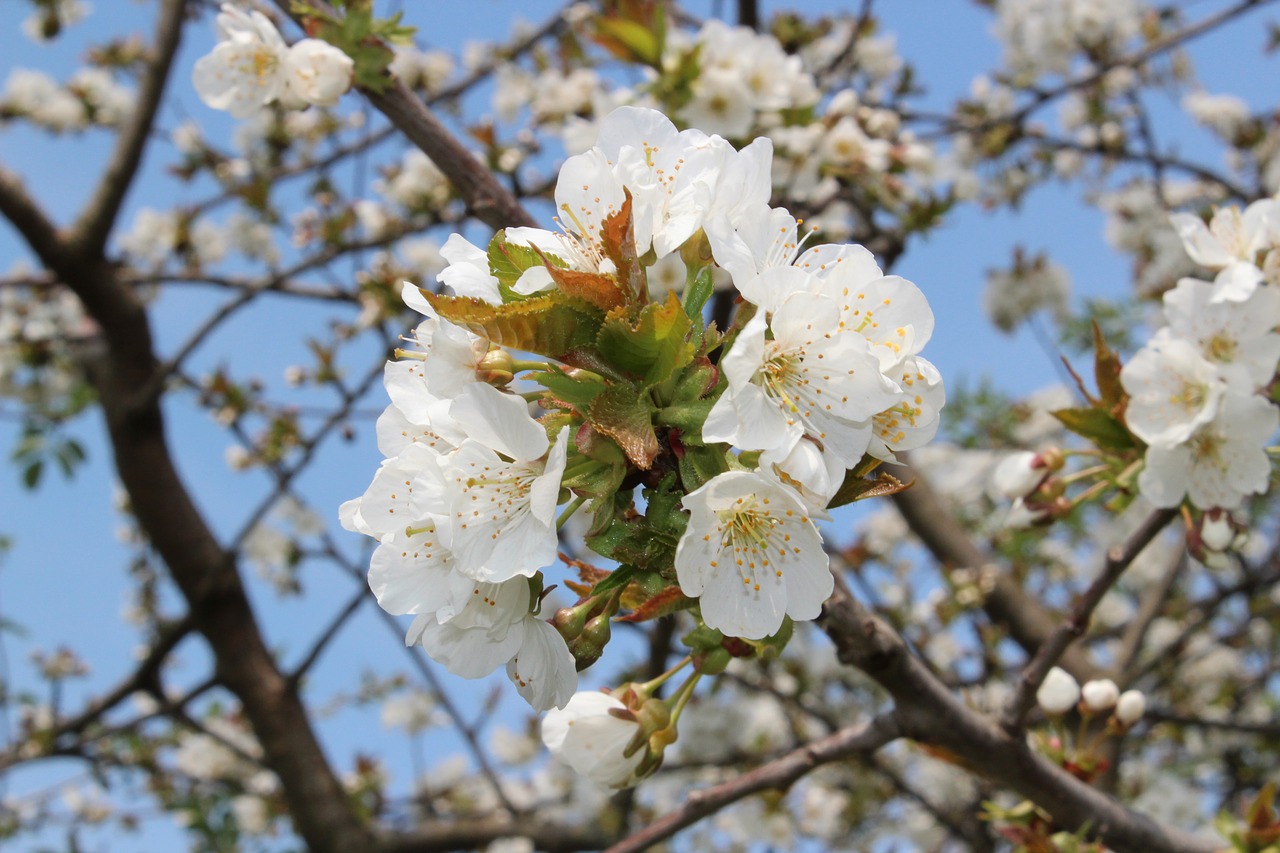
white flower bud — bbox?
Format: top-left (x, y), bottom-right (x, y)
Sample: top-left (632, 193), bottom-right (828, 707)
top-left (1114, 689), bottom-right (1145, 725)
top-left (1036, 667), bottom-right (1080, 715)
top-left (1200, 512), bottom-right (1234, 552)
top-left (993, 451), bottom-right (1045, 499)
top-left (541, 691), bottom-right (645, 789)
top-left (1081, 678), bottom-right (1119, 712)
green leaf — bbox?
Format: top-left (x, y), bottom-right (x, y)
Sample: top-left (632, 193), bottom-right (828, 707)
top-left (585, 476), bottom-right (688, 575)
top-left (617, 585), bottom-right (695, 622)
top-left (594, 17), bottom-right (661, 66)
top-left (588, 383), bottom-right (660, 470)
top-left (487, 231), bottom-right (561, 302)
top-left (596, 291), bottom-right (695, 387)
top-left (426, 291), bottom-right (602, 360)
top-left (682, 265), bottom-right (715, 322)
top-left (828, 470), bottom-right (911, 510)
top-left (677, 443), bottom-right (730, 493)
top-left (1051, 407), bottom-right (1136, 451)
top-left (530, 366), bottom-right (606, 409)
top-left (588, 564), bottom-right (636, 599)
top-left (1092, 321), bottom-right (1126, 410)
top-left (22, 459), bottom-right (43, 490)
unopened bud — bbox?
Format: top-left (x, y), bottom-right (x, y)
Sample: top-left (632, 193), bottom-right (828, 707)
top-left (1114, 689), bottom-right (1145, 726)
top-left (1200, 511), bottom-right (1235, 553)
top-left (478, 349), bottom-right (514, 387)
top-left (1036, 667), bottom-right (1080, 715)
top-left (693, 646), bottom-right (732, 675)
top-left (567, 612), bottom-right (612, 671)
top-left (993, 451), bottom-right (1046, 499)
top-left (1081, 678), bottom-right (1119, 713)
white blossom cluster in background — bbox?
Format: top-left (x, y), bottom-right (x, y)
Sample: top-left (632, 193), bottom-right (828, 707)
top-left (1122, 201), bottom-right (1280, 511)
top-left (993, 0), bottom-right (1147, 80)
top-left (192, 4), bottom-right (354, 119)
top-left (340, 106), bottom-right (944, 786)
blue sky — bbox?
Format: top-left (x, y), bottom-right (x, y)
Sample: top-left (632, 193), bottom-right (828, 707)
top-left (0, 0), bottom-right (1273, 847)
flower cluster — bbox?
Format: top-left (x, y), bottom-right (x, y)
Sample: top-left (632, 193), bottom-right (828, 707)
top-left (1121, 201), bottom-right (1280, 511)
top-left (343, 106), bottom-right (944, 785)
top-left (193, 4), bottom-right (353, 119)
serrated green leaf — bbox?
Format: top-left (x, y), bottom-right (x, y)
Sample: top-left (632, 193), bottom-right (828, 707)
top-left (596, 291), bottom-right (694, 386)
top-left (589, 565), bottom-right (636, 599)
top-left (1051, 407), bottom-right (1136, 451)
top-left (588, 383), bottom-right (659, 469)
top-left (827, 470), bottom-right (911, 510)
top-left (617, 585), bottom-right (695, 622)
top-left (530, 367), bottom-right (606, 408)
top-left (426, 291), bottom-right (602, 360)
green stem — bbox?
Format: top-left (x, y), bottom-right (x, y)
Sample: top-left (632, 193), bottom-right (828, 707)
top-left (667, 669), bottom-right (703, 725)
top-left (556, 495), bottom-right (588, 531)
top-left (638, 655), bottom-right (693, 697)
top-left (510, 359), bottom-right (552, 373)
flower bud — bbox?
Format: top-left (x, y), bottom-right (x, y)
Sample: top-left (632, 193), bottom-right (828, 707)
top-left (1081, 679), bottom-right (1119, 713)
top-left (1200, 510), bottom-right (1235, 553)
top-left (567, 612), bottom-right (612, 671)
top-left (1114, 689), bottom-right (1145, 726)
top-left (1036, 667), bottom-right (1080, 715)
top-left (993, 451), bottom-right (1047, 499)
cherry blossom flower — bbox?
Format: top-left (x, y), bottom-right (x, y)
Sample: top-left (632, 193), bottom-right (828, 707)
top-left (674, 471), bottom-right (832, 639)
top-left (541, 691), bottom-right (646, 789)
top-left (1169, 200), bottom-right (1275, 302)
top-left (435, 384), bottom-right (569, 582)
top-left (1120, 337), bottom-right (1227, 448)
top-left (704, 291), bottom-right (900, 466)
top-left (193, 4), bottom-right (352, 118)
top-left (1137, 392), bottom-right (1279, 510)
top-left (1160, 277), bottom-right (1280, 391)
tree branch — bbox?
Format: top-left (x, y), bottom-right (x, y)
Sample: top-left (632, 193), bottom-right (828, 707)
top-left (275, 0), bottom-right (537, 231)
top-left (999, 507), bottom-right (1179, 733)
top-left (604, 713), bottom-right (901, 853)
top-left (889, 455), bottom-right (1103, 680)
top-left (0, 165), bottom-right (64, 266)
top-left (71, 0), bottom-right (187, 257)
top-left (818, 578), bottom-right (1219, 853)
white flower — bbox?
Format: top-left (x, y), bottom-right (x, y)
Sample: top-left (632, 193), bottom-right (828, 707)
top-left (1169, 201), bottom-right (1275, 302)
top-left (1120, 337), bottom-right (1227, 448)
top-left (868, 355), bottom-right (946, 462)
top-left (395, 281), bottom-right (490, 399)
top-left (1080, 678), bottom-right (1119, 712)
top-left (704, 291), bottom-right (900, 465)
top-left (1137, 392), bottom-right (1279, 510)
top-left (1114, 689), bottom-right (1146, 725)
top-left (1161, 278), bottom-right (1280, 391)
top-left (506, 618), bottom-right (577, 711)
top-left (674, 471), bottom-right (832, 639)
top-left (1035, 666), bottom-right (1079, 715)
top-left (282, 39), bottom-right (353, 108)
top-left (406, 576), bottom-right (531, 677)
top-left (1200, 510), bottom-right (1235, 552)
top-left (437, 233), bottom-right (501, 303)
top-left (436, 384), bottom-right (569, 582)
top-left (193, 5), bottom-right (353, 117)
top-left (541, 691), bottom-right (646, 789)
top-left (192, 5), bottom-right (290, 119)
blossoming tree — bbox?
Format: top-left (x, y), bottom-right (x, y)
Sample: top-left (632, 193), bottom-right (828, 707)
top-left (2, 1), bottom-right (1279, 851)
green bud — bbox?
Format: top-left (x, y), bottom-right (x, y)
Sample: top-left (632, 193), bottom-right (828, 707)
top-left (693, 646), bottom-right (732, 675)
top-left (567, 612), bottom-right (612, 671)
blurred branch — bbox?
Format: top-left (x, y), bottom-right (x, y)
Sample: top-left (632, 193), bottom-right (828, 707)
top-left (999, 507), bottom-right (1178, 734)
top-left (604, 713), bottom-right (901, 853)
top-left (72, 0), bottom-right (187, 257)
top-left (275, 0), bottom-right (538, 231)
top-left (818, 576), bottom-right (1218, 853)
top-left (890, 454), bottom-right (1103, 680)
